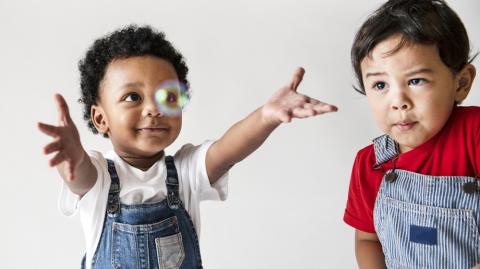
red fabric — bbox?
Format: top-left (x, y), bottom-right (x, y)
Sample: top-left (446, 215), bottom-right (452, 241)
top-left (343, 106), bottom-right (480, 233)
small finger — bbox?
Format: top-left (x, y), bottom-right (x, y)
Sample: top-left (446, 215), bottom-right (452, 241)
top-left (44, 140), bottom-right (62, 155)
top-left (312, 102), bottom-right (338, 114)
top-left (303, 103), bottom-right (316, 111)
top-left (292, 107), bottom-right (316, 118)
top-left (308, 98), bottom-right (320, 105)
top-left (305, 98), bottom-right (338, 112)
top-left (49, 152), bottom-right (65, 167)
top-left (38, 122), bottom-right (60, 137)
top-left (287, 67), bottom-right (305, 91)
top-left (54, 93), bottom-right (72, 124)
top-left (320, 102), bottom-right (338, 112)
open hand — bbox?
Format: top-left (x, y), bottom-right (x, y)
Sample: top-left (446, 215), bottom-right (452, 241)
top-left (262, 67), bottom-right (337, 124)
top-left (38, 94), bottom-right (85, 181)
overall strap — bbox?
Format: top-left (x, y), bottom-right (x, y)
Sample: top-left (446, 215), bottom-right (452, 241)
top-left (165, 156), bottom-right (181, 210)
top-left (373, 134), bottom-right (399, 166)
top-left (106, 159), bottom-right (121, 216)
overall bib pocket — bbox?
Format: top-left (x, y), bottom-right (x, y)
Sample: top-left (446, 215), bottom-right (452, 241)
top-left (155, 233), bottom-right (185, 269)
top-left (111, 216), bottom-right (184, 269)
top-left (376, 196), bottom-right (480, 268)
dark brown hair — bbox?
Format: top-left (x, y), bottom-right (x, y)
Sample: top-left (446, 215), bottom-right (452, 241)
top-left (351, 0), bottom-right (475, 94)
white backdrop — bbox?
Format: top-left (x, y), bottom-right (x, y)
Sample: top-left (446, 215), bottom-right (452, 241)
top-left (0, 0), bottom-right (478, 268)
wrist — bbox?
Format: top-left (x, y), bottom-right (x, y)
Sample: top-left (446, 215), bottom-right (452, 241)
top-left (77, 148), bottom-right (89, 169)
top-left (259, 106), bottom-right (282, 129)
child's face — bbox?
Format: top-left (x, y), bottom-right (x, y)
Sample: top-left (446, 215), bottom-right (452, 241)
top-left (93, 56), bottom-right (182, 157)
top-left (361, 35), bottom-right (469, 153)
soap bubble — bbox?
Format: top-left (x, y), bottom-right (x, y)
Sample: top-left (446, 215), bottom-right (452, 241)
top-left (154, 80), bottom-right (190, 116)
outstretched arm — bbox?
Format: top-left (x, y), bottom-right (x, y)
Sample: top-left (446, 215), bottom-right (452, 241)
top-left (206, 67), bottom-right (337, 183)
top-left (38, 93), bottom-right (97, 196)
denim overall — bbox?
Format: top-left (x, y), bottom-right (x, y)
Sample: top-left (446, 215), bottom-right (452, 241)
top-left (372, 135), bottom-right (480, 269)
top-left (82, 156), bottom-right (203, 269)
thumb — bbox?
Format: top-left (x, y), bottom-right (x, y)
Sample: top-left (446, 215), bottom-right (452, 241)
top-left (287, 67), bottom-right (305, 91)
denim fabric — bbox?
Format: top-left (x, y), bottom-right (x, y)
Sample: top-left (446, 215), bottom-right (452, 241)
top-left (82, 156), bottom-right (202, 269)
top-left (373, 135), bottom-right (480, 269)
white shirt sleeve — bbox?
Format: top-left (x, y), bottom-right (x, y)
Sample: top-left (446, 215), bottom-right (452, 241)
top-left (58, 151), bottom-right (110, 217)
top-left (174, 140), bottom-right (228, 202)
top-left (174, 140), bottom-right (229, 235)
top-left (58, 151), bottom-right (111, 269)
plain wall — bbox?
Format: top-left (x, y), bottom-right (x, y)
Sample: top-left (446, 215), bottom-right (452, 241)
top-left (0, 0), bottom-right (478, 268)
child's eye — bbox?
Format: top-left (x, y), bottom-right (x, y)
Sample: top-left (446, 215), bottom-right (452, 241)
top-left (408, 78), bottom-right (425, 86)
top-left (373, 82), bottom-right (386, 91)
top-left (124, 93), bottom-right (141, 102)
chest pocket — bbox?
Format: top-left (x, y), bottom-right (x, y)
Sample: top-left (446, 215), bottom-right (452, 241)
top-left (375, 195), bottom-right (480, 268)
top-left (373, 171), bottom-right (480, 269)
top-left (156, 233), bottom-right (185, 269)
top-left (111, 216), bottom-right (185, 269)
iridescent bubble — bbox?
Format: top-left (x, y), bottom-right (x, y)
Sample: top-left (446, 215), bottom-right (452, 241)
top-left (154, 80), bottom-right (190, 116)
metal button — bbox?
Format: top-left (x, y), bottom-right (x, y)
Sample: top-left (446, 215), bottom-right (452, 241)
top-left (385, 172), bottom-right (397, 182)
top-left (463, 182), bottom-right (478, 194)
top-left (108, 204), bottom-right (119, 212)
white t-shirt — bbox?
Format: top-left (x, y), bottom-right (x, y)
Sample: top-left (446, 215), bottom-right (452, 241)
top-left (59, 141), bottom-right (228, 269)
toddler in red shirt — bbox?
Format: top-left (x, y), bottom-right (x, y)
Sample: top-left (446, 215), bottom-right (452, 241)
top-left (343, 0), bottom-right (479, 268)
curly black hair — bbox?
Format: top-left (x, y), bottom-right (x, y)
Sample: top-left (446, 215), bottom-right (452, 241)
top-left (78, 25), bottom-right (189, 137)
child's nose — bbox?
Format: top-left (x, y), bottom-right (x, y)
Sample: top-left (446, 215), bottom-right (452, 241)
top-left (391, 90), bottom-right (412, 111)
top-left (143, 98), bottom-right (163, 117)
top-left (392, 103), bottom-right (411, 110)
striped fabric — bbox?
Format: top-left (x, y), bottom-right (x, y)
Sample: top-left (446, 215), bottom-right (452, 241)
top-left (372, 136), bottom-right (480, 268)
top-left (373, 135), bottom-right (399, 166)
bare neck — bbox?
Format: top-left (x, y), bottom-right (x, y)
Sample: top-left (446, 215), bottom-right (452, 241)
top-left (116, 150), bottom-right (165, 171)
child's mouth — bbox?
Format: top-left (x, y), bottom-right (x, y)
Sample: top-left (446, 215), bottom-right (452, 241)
top-left (395, 121), bottom-right (417, 131)
top-left (137, 127), bottom-right (169, 134)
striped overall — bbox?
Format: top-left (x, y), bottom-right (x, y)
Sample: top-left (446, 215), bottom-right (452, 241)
top-left (372, 135), bottom-right (480, 268)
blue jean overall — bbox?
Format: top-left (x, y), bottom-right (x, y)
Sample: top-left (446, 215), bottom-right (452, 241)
top-left (372, 135), bottom-right (480, 268)
top-left (82, 156), bottom-right (203, 269)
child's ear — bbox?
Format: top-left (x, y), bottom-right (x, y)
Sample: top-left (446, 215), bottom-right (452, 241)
top-left (91, 105), bottom-right (109, 135)
top-left (454, 64), bottom-right (476, 103)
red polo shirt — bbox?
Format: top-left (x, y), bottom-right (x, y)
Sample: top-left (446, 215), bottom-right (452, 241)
top-left (344, 106), bottom-right (480, 233)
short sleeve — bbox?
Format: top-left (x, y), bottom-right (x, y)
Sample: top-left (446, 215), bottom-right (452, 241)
top-left (474, 110), bottom-right (480, 176)
top-left (175, 140), bottom-right (228, 202)
top-left (459, 106), bottom-right (480, 177)
top-left (474, 115), bottom-right (480, 178)
top-left (173, 141), bottom-right (229, 236)
top-left (343, 148), bottom-right (379, 233)
top-left (58, 151), bottom-right (110, 218)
